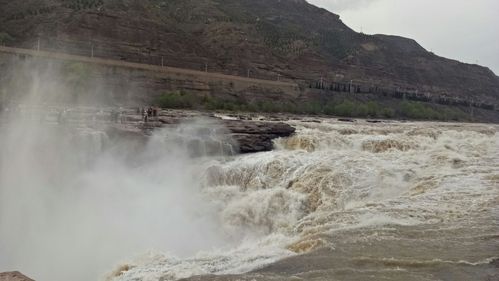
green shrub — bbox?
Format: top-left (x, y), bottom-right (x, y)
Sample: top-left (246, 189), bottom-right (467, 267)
top-left (0, 32), bottom-right (14, 45)
top-left (399, 101), bottom-right (468, 121)
top-left (333, 100), bottom-right (355, 116)
top-left (300, 102), bottom-right (322, 115)
top-left (381, 108), bottom-right (395, 118)
top-left (157, 91), bottom-right (197, 109)
top-left (366, 101), bottom-right (381, 117)
top-left (400, 101), bottom-right (436, 119)
top-left (155, 92), bottom-right (468, 122)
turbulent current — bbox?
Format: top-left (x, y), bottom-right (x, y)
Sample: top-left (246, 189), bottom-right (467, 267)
top-left (0, 113), bottom-right (498, 281)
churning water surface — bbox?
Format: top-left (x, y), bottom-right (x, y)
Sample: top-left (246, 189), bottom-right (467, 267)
top-left (0, 114), bottom-right (498, 281)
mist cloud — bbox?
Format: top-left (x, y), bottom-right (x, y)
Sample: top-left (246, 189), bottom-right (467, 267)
top-left (0, 59), bottom-right (233, 281)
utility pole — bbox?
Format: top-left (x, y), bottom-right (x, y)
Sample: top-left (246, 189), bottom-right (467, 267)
top-left (0, 88), bottom-right (5, 107)
top-left (470, 99), bottom-right (474, 119)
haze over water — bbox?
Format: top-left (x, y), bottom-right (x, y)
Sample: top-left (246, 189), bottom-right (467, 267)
top-left (1, 105), bottom-right (498, 280)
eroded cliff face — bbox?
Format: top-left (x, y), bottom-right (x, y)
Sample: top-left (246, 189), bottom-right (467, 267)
top-left (1, 0), bottom-right (498, 104)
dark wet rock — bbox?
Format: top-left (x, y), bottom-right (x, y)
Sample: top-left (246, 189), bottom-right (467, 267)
top-left (231, 133), bottom-right (274, 153)
top-left (338, 118), bottom-right (356, 122)
top-left (222, 120), bottom-right (295, 137)
top-left (0, 272), bottom-right (34, 281)
top-left (223, 120), bottom-right (295, 153)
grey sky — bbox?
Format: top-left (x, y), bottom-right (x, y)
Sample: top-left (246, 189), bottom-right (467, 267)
top-left (309, 0), bottom-right (499, 75)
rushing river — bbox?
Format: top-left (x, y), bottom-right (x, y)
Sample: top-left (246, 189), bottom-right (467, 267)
top-left (0, 114), bottom-right (498, 281)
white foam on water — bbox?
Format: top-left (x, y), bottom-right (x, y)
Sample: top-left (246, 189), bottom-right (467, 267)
top-left (111, 233), bottom-right (295, 281)
top-left (111, 121), bottom-right (498, 281)
top-left (1, 111), bottom-right (497, 281)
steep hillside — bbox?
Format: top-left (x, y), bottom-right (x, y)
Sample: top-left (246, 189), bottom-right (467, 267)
top-left (1, 0), bottom-right (499, 104)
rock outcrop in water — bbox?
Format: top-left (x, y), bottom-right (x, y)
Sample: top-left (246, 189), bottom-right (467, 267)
top-left (0, 272), bottom-right (34, 281)
top-left (107, 117), bottom-right (295, 154)
top-left (108, 110), bottom-right (295, 154)
top-left (224, 120), bottom-right (296, 153)
top-left (130, 114), bottom-right (295, 153)
top-left (3, 106), bottom-right (295, 154)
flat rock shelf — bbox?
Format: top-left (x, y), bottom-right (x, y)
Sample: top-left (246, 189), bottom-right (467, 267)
top-left (0, 106), bottom-right (296, 154)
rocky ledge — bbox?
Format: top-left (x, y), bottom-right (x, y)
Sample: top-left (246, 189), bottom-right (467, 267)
top-left (1, 106), bottom-right (295, 154)
top-left (222, 120), bottom-right (295, 153)
top-left (106, 112), bottom-right (296, 154)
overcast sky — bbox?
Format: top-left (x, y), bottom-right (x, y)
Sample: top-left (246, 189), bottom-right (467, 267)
top-left (308, 0), bottom-right (499, 75)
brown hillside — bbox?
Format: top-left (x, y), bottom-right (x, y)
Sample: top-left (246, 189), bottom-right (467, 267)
top-left (0, 0), bottom-right (498, 104)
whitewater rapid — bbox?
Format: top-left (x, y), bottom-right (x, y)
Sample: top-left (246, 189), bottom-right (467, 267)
top-left (0, 111), bottom-right (497, 280)
top-left (110, 119), bottom-right (498, 280)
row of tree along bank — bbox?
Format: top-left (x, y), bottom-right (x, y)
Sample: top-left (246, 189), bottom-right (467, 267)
top-left (156, 91), bottom-right (477, 122)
